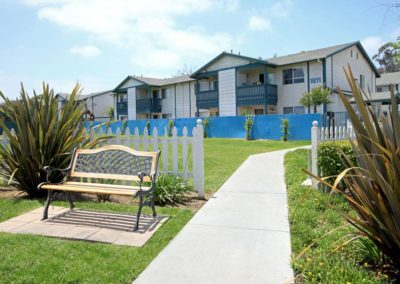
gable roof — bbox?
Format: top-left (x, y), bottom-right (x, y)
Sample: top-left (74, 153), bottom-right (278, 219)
top-left (376, 71), bottom-right (400, 86)
top-left (114, 75), bottom-right (194, 91)
top-left (131, 75), bottom-right (194, 86)
top-left (191, 51), bottom-right (273, 77)
top-left (56, 90), bottom-right (113, 101)
top-left (266, 41), bottom-right (379, 76)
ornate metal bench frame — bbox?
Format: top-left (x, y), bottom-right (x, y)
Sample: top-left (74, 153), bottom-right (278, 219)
top-left (38, 145), bottom-right (161, 231)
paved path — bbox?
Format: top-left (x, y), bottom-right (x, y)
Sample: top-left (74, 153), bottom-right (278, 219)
top-left (135, 147), bottom-right (304, 284)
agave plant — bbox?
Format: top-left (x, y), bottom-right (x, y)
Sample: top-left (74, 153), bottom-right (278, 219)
top-left (0, 83), bottom-right (99, 197)
top-left (319, 66), bottom-right (400, 267)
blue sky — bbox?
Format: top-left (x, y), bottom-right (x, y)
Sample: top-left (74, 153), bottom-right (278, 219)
top-left (0, 0), bottom-right (399, 99)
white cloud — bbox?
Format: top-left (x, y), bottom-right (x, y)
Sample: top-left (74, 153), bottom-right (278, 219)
top-left (248, 15), bottom-right (272, 32)
top-left (69, 45), bottom-right (102, 58)
top-left (361, 36), bottom-right (385, 57)
top-left (271, 0), bottom-right (293, 18)
top-left (22, 0), bottom-right (234, 71)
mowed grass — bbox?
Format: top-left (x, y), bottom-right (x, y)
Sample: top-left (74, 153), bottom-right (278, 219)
top-left (0, 199), bottom-right (193, 283)
top-left (204, 138), bottom-right (308, 193)
top-left (0, 138), bottom-right (308, 283)
top-left (285, 149), bottom-right (388, 283)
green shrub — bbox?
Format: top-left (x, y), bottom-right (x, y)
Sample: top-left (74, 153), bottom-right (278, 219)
top-left (0, 83), bottom-right (100, 197)
top-left (317, 66), bottom-right (400, 268)
top-left (153, 174), bottom-right (192, 205)
top-left (168, 119), bottom-right (174, 137)
top-left (203, 117), bottom-right (209, 138)
top-left (244, 115), bottom-right (253, 140)
top-left (281, 118), bottom-right (290, 141)
top-left (317, 141), bottom-right (356, 183)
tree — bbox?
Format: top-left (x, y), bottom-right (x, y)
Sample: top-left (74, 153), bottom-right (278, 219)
top-left (104, 106), bottom-right (115, 120)
top-left (299, 92), bottom-right (312, 114)
top-left (372, 38), bottom-right (400, 73)
top-left (299, 86), bottom-right (331, 113)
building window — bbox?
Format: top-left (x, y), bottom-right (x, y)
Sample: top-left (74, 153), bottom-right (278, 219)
top-left (259, 74), bottom-right (265, 84)
top-left (283, 107), bottom-right (293, 114)
top-left (359, 74), bottom-right (365, 90)
top-left (350, 49), bottom-right (353, 57)
top-left (152, 90), bottom-right (159, 99)
top-left (118, 93), bottom-right (127, 103)
top-left (162, 88), bottom-right (171, 99)
top-left (283, 68), bottom-right (304, 85)
top-left (377, 87), bottom-right (383, 92)
top-left (283, 106), bottom-right (305, 114)
top-left (254, 109), bottom-right (264, 115)
top-left (294, 106), bottom-right (305, 114)
top-left (162, 113), bottom-right (172, 119)
top-left (212, 80), bottom-right (218, 90)
top-left (356, 52), bottom-right (359, 60)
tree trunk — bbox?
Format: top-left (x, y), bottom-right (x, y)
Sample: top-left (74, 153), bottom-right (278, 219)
top-left (314, 105), bottom-right (317, 113)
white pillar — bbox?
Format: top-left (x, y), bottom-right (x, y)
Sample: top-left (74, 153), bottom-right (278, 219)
top-left (127, 87), bottom-right (136, 120)
top-left (311, 120), bottom-right (320, 189)
top-left (193, 119), bottom-right (205, 198)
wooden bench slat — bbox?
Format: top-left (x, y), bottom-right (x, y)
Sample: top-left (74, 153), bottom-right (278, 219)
top-left (41, 183), bottom-right (142, 196)
top-left (63, 181), bottom-right (150, 191)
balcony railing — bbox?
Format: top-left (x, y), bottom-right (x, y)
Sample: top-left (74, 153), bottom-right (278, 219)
top-left (196, 89), bottom-right (218, 109)
top-left (236, 84), bottom-right (277, 106)
top-left (116, 102), bottom-right (128, 116)
top-left (136, 98), bottom-right (162, 113)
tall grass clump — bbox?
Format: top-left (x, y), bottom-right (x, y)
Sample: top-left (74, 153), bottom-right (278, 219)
top-left (321, 66), bottom-right (400, 268)
top-left (0, 83), bottom-right (100, 197)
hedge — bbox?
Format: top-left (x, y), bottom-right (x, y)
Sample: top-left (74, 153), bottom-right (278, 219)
top-left (318, 141), bottom-right (356, 185)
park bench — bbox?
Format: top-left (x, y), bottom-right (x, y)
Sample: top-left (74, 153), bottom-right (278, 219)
top-left (38, 145), bottom-right (161, 231)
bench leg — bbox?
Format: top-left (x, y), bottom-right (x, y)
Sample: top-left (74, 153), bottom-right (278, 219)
top-left (134, 194), bottom-right (143, 231)
top-left (67, 192), bottom-right (75, 209)
top-left (151, 194), bottom-right (157, 217)
top-left (42, 190), bottom-right (53, 220)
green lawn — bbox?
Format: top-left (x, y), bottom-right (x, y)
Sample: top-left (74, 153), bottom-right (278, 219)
top-left (285, 149), bottom-right (388, 283)
top-left (0, 199), bottom-right (193, 283)
top-left (0, 138), bottom-right (309, 283)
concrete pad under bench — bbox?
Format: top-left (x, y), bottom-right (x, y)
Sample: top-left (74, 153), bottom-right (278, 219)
top-left (0, 206), bottom-right (167, 247)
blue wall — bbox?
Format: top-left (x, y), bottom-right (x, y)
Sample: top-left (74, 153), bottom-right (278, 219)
top-left (87, 114), bottom-right (321, 140)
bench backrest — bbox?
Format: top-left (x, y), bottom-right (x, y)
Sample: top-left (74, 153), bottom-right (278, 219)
top-left (70, 145), bottom-right (160, 183)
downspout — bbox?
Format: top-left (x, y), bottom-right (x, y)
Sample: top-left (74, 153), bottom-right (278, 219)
top-left (148, 86), bottom-right (151, 119)
top-left (322, 58), bottom-right (327, 114)
top-left (307, 61), bottom-right (310, 93)
top-left (196, 79), bottom-right (199, 117)
top-left (264, 65), bottom-right (268, 114)
top-left (174, 84), bottom-right (177, 118)
top-left (189, 81), bottom-right (192, 118)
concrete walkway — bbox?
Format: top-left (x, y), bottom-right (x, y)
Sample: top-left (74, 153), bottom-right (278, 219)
top-left (135, 148), bottom-right (302, 284)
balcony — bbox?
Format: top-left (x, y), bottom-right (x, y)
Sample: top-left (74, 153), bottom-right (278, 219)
top-left (116, 102), bottom-right (128, 116)
top-left (196, 90), bottom-right (218, 109)
top-left (136, 98), bottom-right (162, 113)
top-left (236, 84), bottom-right (277, 106)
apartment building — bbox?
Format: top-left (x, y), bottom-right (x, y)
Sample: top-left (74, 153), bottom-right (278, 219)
top-left (191, 41), bottom-right (379, 116)
top-left (56, 90), bottom-right (114, 121)
top-left (113, 75), bottom-right (196, 120)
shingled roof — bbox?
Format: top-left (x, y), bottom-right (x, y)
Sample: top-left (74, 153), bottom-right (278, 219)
top-left (131, 75), bottom-right (194, 86)
top-left (266, 42), bottom-right (354, 65)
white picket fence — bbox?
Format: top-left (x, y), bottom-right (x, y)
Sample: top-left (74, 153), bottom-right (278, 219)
top-left (0, 120), bottom-right (205, 197)
top-left (310, 120), bottom-right (354, 188)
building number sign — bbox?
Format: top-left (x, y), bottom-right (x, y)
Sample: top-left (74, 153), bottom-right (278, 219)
top-left (310, 77), bottom-right (322, 84)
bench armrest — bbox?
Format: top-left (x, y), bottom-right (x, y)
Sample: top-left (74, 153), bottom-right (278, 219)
top-left (42, 165), bottom-right (71, 183)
